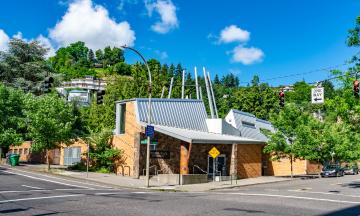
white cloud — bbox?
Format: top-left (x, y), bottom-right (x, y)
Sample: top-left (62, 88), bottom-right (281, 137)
top-left (0, 29), bottom-right (10, 51)
top-left (145, 0), bottom-right (178, 34)
top-left (36, 35), bottom-right (56, 58)
top-left (231, 45), bottom-right (264, 65)
top-left (117, 0), bottom-right (138, 11)
top-left (154, 49), bottom-right (168, 59)
top-left (219, 25), bottom-right (250, 44)
top-left (49, 0), bottom-right (136, 50)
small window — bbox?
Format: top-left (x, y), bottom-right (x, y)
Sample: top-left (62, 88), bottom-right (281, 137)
top-left (19, 149), bottom-right (23, 155)
top-left (14, 149), bottom-right (18, 154)
top-left (242, 121), bottom-right (255, 127)
top-left (24, 148), bottom-right (29, 155)
top-left (150, 144), bottom-right (157, 151)
top-left (119, 104), bottom-right (126, 134)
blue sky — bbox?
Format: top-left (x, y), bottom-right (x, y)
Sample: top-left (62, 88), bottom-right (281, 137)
top-left (0, 0), bottom-right (359, 86)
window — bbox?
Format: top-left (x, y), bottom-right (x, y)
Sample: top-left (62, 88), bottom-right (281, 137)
top-left (150, 144), bottom-right (157, 151)
top-left (19, 149), bottom-right (23, 155)
top-left (14, 149), bottom-right (18, 154)
top-left (119, 104), bottom-right (126, 134)
top-left (24, 148), bottom-right (28, 155)
top-left (242, 121), bottom-right (255, 127)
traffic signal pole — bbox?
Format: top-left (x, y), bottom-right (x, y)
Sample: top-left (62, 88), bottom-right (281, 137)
top-left (121, 46), bottom-right (152, 188)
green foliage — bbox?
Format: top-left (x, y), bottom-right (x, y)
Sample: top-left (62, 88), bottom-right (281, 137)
top-left (229, 80), bottom-right (278, 120)
top-left (86, 129), bottom-right (123, 172)
top-left (0, 84), bottom-right (26, 151)
top-left (50, 42), bottom-right (127, 79)
top-left (0, 38), bottom-right (51, 92)
top-left (24, 94), bottom-right (77, 155)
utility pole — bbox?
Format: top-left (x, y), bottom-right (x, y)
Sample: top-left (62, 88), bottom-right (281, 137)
top-left (121, 46), bottom-right (152, 188)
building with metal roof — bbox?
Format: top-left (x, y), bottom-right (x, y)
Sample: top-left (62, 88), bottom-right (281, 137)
top-left (115, 98), bottom-right (264, 144)
top-left (112, 98), bottom-right (267, 183)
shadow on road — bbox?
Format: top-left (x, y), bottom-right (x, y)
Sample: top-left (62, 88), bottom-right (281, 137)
top-left (341, 181), bottom-right (360, 189)
top-left (0, 208), bottom-right (29, 214)
top-left (321, 205), bottom-right (360, 216)
top-left (223, 208), bottom-right (265, 213)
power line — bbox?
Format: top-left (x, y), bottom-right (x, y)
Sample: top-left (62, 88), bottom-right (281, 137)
top-left (239, 63), bottom-right (351, 85)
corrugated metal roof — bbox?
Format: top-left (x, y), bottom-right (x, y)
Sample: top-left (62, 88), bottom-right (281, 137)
top-left (134, 98), bottom-right (208, 132)
top-left (226, 109), bottom-right (270, 142)
top-left (256, 118), bottom-right (275, 133)
top-left (146, 124), bottom-right (265, 144)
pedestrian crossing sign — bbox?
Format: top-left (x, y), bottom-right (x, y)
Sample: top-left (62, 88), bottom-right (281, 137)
top-left (209, 147), bottom-right (220, 159)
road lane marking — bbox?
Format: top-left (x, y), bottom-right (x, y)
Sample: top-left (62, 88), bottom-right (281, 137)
top-left (0, 188), bottom-right (122, 194)
top-left (0, 190), bottom-right (49, 194)
top-left (22, 185), bottom-right (43, 190)
top-left (288, 189), bottom-right (360, 198)
top-left (0, 170), bottom-right (92, 189)
top-left (0, 194), bottom-right (84, 204)
top-left (212, 192), bottom-right (360, 204)
top-left (2, 167), bottom-right (112, 189)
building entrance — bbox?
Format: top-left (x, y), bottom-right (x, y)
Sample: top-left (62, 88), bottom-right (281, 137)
top-left (207, 154), bottom-right (226, 180)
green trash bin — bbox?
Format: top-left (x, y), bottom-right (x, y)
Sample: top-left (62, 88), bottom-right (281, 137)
top-left (9, 154), bottom-right (20, 166)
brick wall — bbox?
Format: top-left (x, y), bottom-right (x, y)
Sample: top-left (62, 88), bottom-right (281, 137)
top-left (112, 101), bottom-right (142, 177)
top-left (139, 132), bottom-right (181, 175)
top-left (306, 160), bottom-right (323, 174)
top-left (266, 158), bottom-right (307, 176)
top-left (237, 144), bottom-right (262, 178)
top-left (59, 140), bottom-right (88, 166)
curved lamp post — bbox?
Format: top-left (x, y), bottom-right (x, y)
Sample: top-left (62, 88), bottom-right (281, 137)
top-left (121, 45), bottom-right (152, 188)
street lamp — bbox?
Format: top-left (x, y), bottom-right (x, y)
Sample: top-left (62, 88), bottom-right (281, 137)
top-left (121, 45), bottom-right (152, 188)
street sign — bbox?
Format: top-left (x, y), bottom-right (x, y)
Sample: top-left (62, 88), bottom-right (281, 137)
top-left (311, 87), bottom-right (324, 104)
top-left (145, 125), bottom-right (155, 138)
top-left (209, 147), bottom-right (220, 159)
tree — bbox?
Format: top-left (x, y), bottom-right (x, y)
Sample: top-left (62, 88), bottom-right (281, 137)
top-left (0, 84), bottom-right (26, 157)
top-left (263, 103), bottom-right (310, 178)
top-left (95, 49), bottom-right (104, 63)
top-left (88, 49), bottom-right (95, 65)
top-left (24, 94), bottom-right (78, 170)
top-left (0, 38), bottom-right (51, 92)
top-left (87, 128), bottom-right (123, 172)
top-left (214, 74), bottom-right (221, 85)
top-left (49, 41), bottom-right (94, 79)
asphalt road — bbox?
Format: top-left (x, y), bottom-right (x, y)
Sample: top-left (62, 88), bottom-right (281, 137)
top-left (0, 166), bottom-right (360, 216)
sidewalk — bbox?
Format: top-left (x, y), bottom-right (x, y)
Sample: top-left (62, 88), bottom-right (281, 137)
top-left (10, 163), bottom-right (291, 192)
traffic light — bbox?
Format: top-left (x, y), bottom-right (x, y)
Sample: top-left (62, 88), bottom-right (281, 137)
top-left (96, 90), bottom-right (105, 104)
top-left (43, 76), bottom-right (54, 93)
top-left (279, 90), bottom-right (285, 107)
top-left (354, 80), bottom-right (359, 98)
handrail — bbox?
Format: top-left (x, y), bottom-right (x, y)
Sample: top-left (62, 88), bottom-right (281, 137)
top-left (143, 165), bottom-right (157, 176)
top-left (156, 167), bottom-right (167, 176)
top-left (193, 165), bottom-right (207, 174)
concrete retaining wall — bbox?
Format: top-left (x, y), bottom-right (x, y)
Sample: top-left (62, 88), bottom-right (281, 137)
top-left (180, 174), bottom-right (208, 185)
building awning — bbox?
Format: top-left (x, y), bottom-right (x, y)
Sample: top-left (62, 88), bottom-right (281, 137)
top-left (140, 123), bottom-right (265, 144)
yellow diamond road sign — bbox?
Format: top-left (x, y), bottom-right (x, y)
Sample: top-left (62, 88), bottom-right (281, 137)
top-left (209, 147), bottom-right (220, 159)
